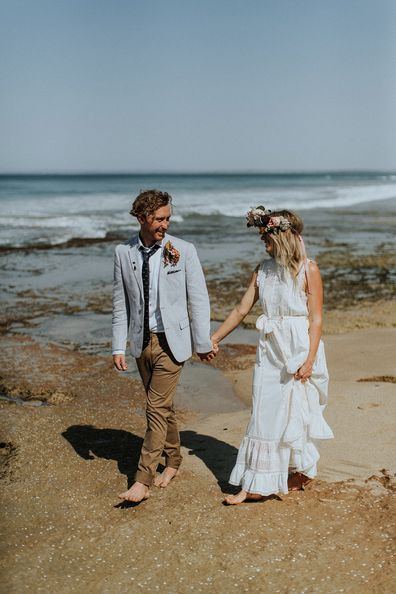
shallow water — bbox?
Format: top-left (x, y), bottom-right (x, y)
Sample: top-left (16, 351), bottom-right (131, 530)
top-left (10, 312), bottom-right (248, 415)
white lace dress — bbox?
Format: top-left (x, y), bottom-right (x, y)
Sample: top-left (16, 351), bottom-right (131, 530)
top-left (229, 259), bottom-right (334, 495)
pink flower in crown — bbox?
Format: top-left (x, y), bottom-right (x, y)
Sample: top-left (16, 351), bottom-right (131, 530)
top-left (163, 240), bottom-right (180, 267)
top-left (267, 216), bottom-right (280, 228)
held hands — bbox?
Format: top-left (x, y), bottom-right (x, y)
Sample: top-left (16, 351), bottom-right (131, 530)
top-left (197, 339), bottom-right (220, 362)
top-left (197, 351), bottom-right (215, 361)
top-left (113, 354), bottom-right (128, 371)
top-left (294, 359), bottom-right (313, 383)
top-left (114, 345), bottom-right (220, 367)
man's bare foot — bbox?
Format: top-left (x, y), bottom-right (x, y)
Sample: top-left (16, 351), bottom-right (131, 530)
top-left (223, 490), bottom-right (264, 505)
top-left (288, 472), bottom-right (312, 491)
top-left (118, 481), bottom-right (150, 502)
top-left (153, 467), bottom-right (179, 488)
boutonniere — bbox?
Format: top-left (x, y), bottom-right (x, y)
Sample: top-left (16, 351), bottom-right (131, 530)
top-left (163, 240), bottom-right (180, 267)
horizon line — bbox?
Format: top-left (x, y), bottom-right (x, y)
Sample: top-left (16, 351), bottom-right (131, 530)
top-left (0, 168), bottom-right (395, 176)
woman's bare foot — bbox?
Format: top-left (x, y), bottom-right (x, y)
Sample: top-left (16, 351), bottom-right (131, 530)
top-left (118, 481), bottom-right (150, 502)
top-left (223, 490), bottom-right (264, 505)
top-left (153, 467), bottom-right (179, 488)
top-left (288, 472), bottom-right (312, 491)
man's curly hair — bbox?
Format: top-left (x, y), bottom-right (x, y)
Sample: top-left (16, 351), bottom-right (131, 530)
top-left (130, 189), bottom-right (172, 219)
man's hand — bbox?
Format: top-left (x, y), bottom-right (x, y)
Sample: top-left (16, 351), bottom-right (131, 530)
top-left (197, 351), bottom-right (215, 362)
top-left (113, 354), bottom-right (128, 371)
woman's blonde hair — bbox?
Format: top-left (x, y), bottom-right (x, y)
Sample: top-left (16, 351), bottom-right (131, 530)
top-left (267, 210), bottom-right (305, 277)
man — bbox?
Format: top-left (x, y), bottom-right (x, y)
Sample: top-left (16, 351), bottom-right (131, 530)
top-left (112, 189), bottom-right (214, 503)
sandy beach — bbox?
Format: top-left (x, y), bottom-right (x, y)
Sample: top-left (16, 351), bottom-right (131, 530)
top-left (1, 179), bottom-right (396, 592)
top-left (1, 294), bottom-right (395, 593)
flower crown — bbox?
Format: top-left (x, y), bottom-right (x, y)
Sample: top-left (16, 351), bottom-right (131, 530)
top-left (246, 206), bottom-right (292, 234)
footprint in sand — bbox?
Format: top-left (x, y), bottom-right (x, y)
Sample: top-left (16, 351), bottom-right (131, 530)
top-left (357, 403), bottom-right (380, 410)
top-left (357, 375), bottom-right (396, 383)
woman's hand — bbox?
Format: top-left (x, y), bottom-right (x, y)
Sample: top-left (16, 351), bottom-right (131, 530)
top-left (294, 360), bottom-right (314, 383)
top-left (211, 339), bottom-right (219, 354)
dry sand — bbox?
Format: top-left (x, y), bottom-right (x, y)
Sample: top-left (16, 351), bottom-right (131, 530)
top-left (1, 322), bottom-right (396, 593)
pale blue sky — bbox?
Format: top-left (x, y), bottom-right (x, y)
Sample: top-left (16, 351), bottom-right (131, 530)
top-left (1, 0), bottom-right (395, 173)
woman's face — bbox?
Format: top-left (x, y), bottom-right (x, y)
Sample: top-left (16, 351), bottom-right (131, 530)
top-left (259, 229), bottom-right (274, 256)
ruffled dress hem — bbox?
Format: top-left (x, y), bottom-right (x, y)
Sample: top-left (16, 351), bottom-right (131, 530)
top-left (229, 466), bottom-right (289, 495)
top-left (228, 428), bottom-right (332, 495)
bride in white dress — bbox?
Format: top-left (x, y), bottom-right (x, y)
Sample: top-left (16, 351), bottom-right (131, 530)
top-left (211, 207), bottom-right (334, 505)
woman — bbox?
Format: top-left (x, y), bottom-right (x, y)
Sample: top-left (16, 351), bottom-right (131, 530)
top-left (211, 207), bottom-right (334, 505)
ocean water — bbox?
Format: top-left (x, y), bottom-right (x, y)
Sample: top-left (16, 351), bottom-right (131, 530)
top-left (1, 172), bottom-right (396, 249)
top-left (1, 173), bottom-right (395, 356)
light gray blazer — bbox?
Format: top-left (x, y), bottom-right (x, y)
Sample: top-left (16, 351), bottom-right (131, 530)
top-left (112, 233), bottom-right (212, 362)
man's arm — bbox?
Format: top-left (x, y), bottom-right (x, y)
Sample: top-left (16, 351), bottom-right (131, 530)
top-left (112, 247), bottom-right (130, 370)
top-left (185, 243), bottom-right (213, 355)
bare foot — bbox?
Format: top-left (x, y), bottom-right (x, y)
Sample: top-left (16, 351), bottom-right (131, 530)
top-left (118, 481), bottom-right (150, 502)
top-left (223, 490), bottom-right (264, 505)
top-left (288, 472), bottom-right (312, 491)
top-left (153, 467), bottom-right (179, 488)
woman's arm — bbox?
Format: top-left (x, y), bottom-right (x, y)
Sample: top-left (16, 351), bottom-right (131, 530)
top-left (295, 261), bottom-right (323, 382)
top-left (211, 268), bottom-right (260, 347)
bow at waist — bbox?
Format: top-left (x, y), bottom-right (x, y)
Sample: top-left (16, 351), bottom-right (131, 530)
top-left (256, 314), bottom-right (308, 334)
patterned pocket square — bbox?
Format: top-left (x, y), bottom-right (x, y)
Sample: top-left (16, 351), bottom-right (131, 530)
top-left (167, 269), bottom-right (181, 275)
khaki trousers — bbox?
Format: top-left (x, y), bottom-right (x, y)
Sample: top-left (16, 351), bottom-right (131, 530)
top-left (135, 333), bottom-right (184, 486)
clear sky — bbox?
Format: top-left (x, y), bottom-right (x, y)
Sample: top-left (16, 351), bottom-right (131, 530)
top-left (1, 0), bottom-right (395, 173)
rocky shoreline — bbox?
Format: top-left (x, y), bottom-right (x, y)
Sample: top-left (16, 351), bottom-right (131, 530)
top-left (2, 247), bottom-right (395, 340)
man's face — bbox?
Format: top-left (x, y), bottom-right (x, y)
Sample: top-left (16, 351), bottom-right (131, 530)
top-left (139, 205), bottom-right (171, 243)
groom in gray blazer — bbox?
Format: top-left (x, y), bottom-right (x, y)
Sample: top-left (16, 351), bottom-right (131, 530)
top-left (113, 189), bottom-right (214, 503)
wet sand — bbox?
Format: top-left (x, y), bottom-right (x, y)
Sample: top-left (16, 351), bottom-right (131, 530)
top-left (1, 235), bottom-right (396, 592)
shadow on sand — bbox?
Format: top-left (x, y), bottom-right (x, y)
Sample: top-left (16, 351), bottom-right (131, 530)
top-left (62, 425), bottom-right (241, 499)
top-left (62, 425), bottom-right (142, 485)
top-left (180, 429), bottom-right (239, 494)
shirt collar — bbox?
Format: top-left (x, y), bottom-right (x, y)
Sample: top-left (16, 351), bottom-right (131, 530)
top-left (138, 235), bottom-right (163, 251)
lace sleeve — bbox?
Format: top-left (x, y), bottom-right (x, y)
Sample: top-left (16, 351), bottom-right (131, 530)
top-left (255, 262), bottom-right (265, 287)
top-left (256, 271), bottom-right (261, 287)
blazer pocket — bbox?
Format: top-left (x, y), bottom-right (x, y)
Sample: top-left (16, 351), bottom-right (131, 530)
top-left (179, 317), bottom-right (190, 330)
top-left (167, 269), bottom-right (181, 275)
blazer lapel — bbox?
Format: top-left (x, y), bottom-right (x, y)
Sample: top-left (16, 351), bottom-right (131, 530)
top-left (159, 235), bottom-right (168, 291)
top-left (128, 241), bottom-right (143, 295)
